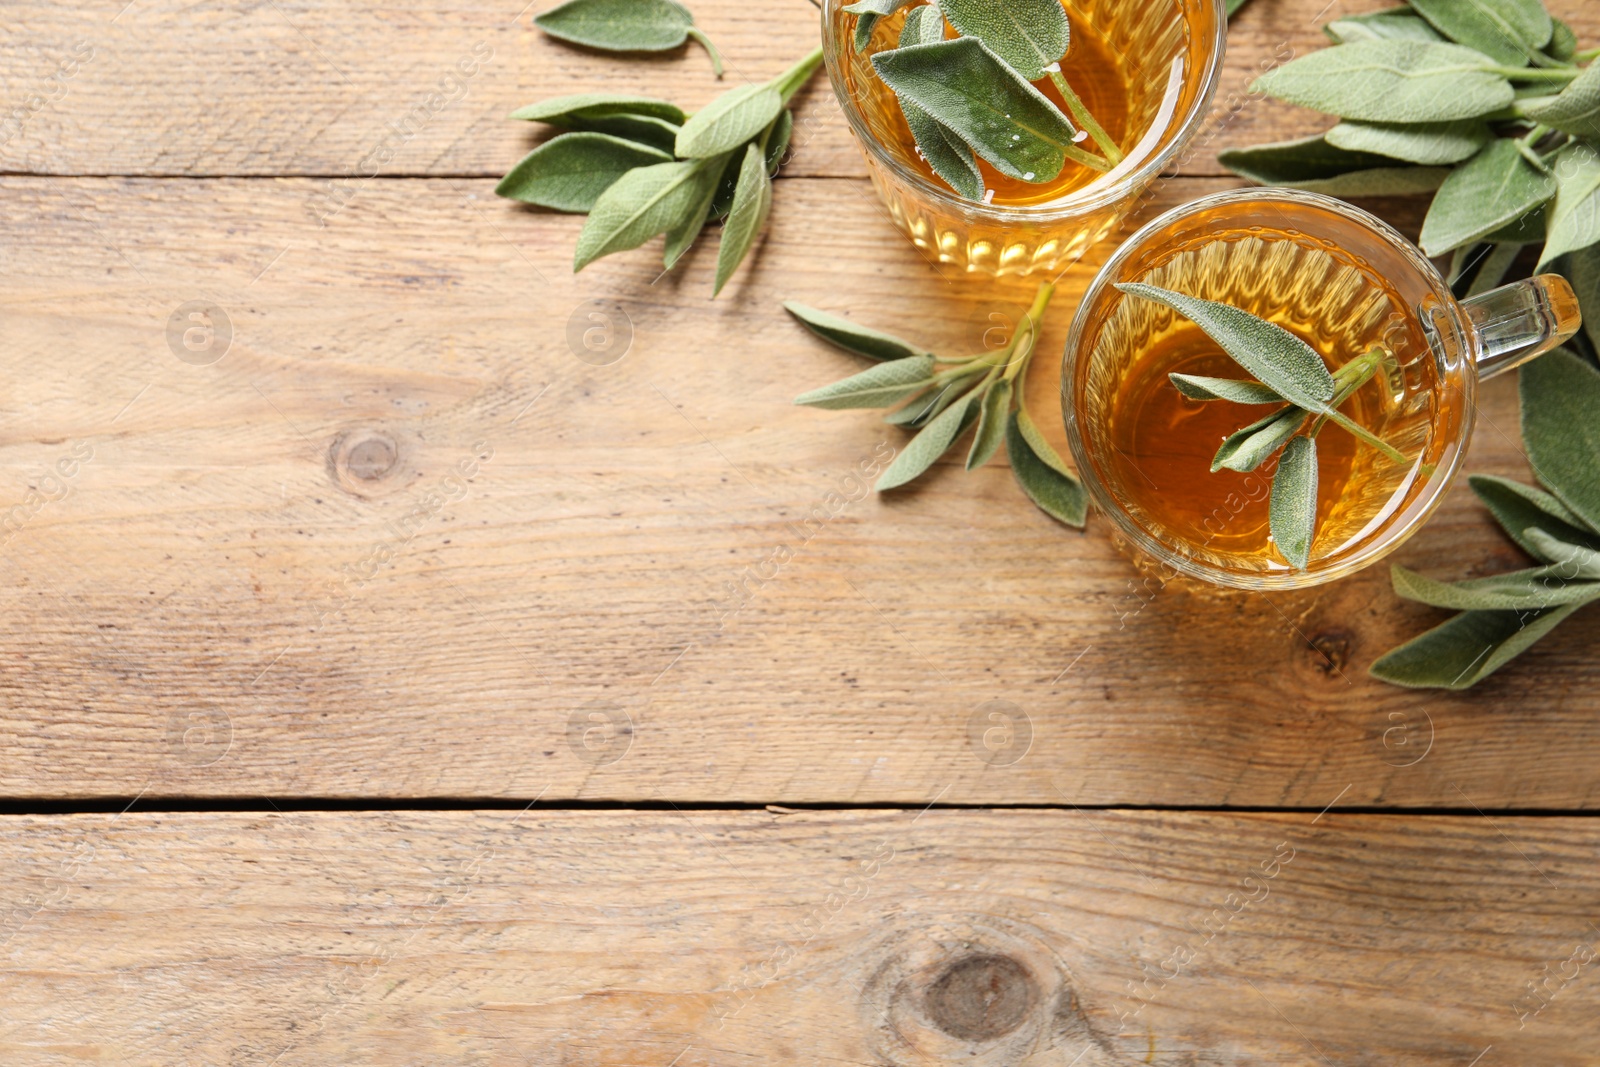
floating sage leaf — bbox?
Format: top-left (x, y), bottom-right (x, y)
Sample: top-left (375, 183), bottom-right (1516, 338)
top-left (1169, 373), bottom-right (1285, 405)
top-left (495, 133), bottom-right (672, 212)
top-left (933, 0), bottom-right (1068, 83)
top-left (676, 83), bottom-right (784, 158)
top-left (1391, 563), bottom-right (1600, 611)
top-left (1524, 530), bottom-right (1600, 580)
top-left (1406, 0), bottom-right (1550, 67)
top-left (877, 388), bottom-right (977, 490)
top-left (795, 354), bottom-right (938, 409)
top-left (1213, 406), bottom-right (1309, 473)
top-left (1521, 347), bottom-right (1600, 531)
top-left (1470, 473), bottom-right (1599, 561)
top-left (574, 158), bottom-right (720, 272)
top-left (1114, 283), bottom-right (1335, 409)
top-left (1419, 139), bottom-right (1556, 256)
top-left (846, 0), bottom-right (915, 51)
top-left (1006, 411), bottom-right (1088, 526)
top-left (714, 143), bottom-right (773, 294)
top-left (783, 303), bottom-right (932, 362)
top-left (872, 37), bottom-right (1079, 182)
top-left (535, 0), bottom-right (724, 76)
top-left (1270, 434), bottom-right (1319, 570)
top-left (967, 378), bottom-right (1011, 470)
top-left (1324, 119), bottom-right (1490, 166)
top-left (900, 4), bottom-right (946, 47)
top-left (1538, 142), bottom-right (1600, 269)
top-left (1252, 41), bottom-right (1513, 123)
top-left (1370, 601), bottom-right (1591, 689)
top-left (1217, 135), bottom-right (1449, 195)
top-left (902, 100), bottom-right (985, 200)
top-left (1324, 8), bottom-right (1443, 45)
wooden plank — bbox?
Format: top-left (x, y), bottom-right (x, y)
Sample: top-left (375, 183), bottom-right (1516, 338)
top-left (3, 0), bottom-right (1594, 179)
top-left (0, 809), bottom-right (1595, 1064)
top-left (0, 171), bottom-right (1595, 805)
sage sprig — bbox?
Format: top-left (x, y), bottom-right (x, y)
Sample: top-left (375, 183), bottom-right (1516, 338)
top-left (499, 38), bottom-right (824, 295)
top-left (844, 0), bottom-right (1123, 200)
top-left (534, 0), bottom-right (725, 78)
top-left (789, 283), bottom-right (1088, 525)
top-left (1116, 283), bottom-right (1406, 571)
top-left (1225, 0), bottom-right (1600, 360)
top-left (1373, 348), bottom-right (1600, 689)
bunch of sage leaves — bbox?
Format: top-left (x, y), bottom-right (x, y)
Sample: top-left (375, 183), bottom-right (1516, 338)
top-left (1116, 283), bottom-right (1406, 571)
top-left (788, 283), bottom-right (1088, 526)
top-left (500, 0), bottom-right (822, 295)
top-left (844, 0), bottom-right (1123, 200)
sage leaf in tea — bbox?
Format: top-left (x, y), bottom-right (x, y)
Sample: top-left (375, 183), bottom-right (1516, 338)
top-left (877, 389), bottom-right (978, 490)
top-left (1169, 373), bottom-right (1286, 405)
top-left (1521, 347), bottom-right (1600, 530)
top-left (900, 4), bottom-right (946, 47)
top-left (713, 144), bottom-right (774, 295)
top-left (795, 354), bottom-right (938, 409)
top-left (1270, 434), bottom-right (1319, 570)
top-left (1213, 406), bottom-right (1308, 473)
top-left (1369, 602), bottom-right (1591, 689)
top-left (872, 37), bottom-right (1081, 182)
top-left (934, 0), bottom-right (1068, 83)
top-left (535, 0), bottom-right (724, 76)
top-left (846, 0), bottom-right (915, 51)
top-left (1217, 135), bottom-right (1448, 195)
top-left (1538, 142), bottom-right (1600, 268)
top-left (1324, 119), bottom-right (1491, 166)
top-left (783, 303), bottom-right (932, 362)
top-left (1006, 411), bottom-right (1088, 526)
top-left (1324, 8), bottom-right (1443, 45)
top-left (1419, 139), bottom-right (1556, 256)
top-left (902, 100), bottom-right (985, 200)
top-left (1252, 41), bottom-right (1514, 123)
top-left (1390, 564), bottom-right (1600, 610)
top-left (676, 84), bottom-right (784, 158)
top-left (1406, 0), bottom-right (1551, 67)
top-left (496, 133), bottom-right (672, 212)
top-left (574, 158), bottom-right (720, 271)
top-left (1469, 473), bottom-right (1596, 563)
top-left (1114, 283), bottom-right (1335, 410)
top-left (967, 378), bottom-right (1012, 470)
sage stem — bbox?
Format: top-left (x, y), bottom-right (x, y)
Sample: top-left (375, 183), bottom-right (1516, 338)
top-left (687, 28), bottom-right (725, 79)
top-left (1047, 71), bottom-right (1122, 166)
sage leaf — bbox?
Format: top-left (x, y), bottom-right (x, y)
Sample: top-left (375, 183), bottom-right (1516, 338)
top-left (900, 4), bottom-right (946, 47)
top-left (713, 144), bottom-right (772, 294)
top-left (1538, 142), bottom-right (1600, 269)
top-left (783, 303), bottom-right (931, 362)
top-left (888, 371), bottom-right (980, 426)
top-left (1213, 406), bottom-right (1309, 473)
top-left (1016, 404), bottom-right (1073, 477)
top-left (1546, 18), bottom-right (1578, 63)
top-left (1217, 135), bottom-right (1449, 195)
top-left (872, 37), bottom-right (1079, 182)
top-left (1269, 435), bottom-right (1319, 569)
top-left (933, 0), bottom-right (1069, 82)
top-left (1391, 563), bottom-right (1600, 610)
top-left (1480, 204), bottom-right (1546, 244)
top-left (1251, 41), bottom-right (1513, 123)
top-left (1419, 139), bottom-right (1556, 256)
top-left (1465, 242), bottom-right (1523, 299)
top-left (1006, 411), bottom-right (1088, 526)
top-left (878, 388), bottom-right (978, 490)
top-left (1369, 601), bottom-right (1590, 689)
top-left (967, 378), bottom-right (1011, 470)
top-left (1521, 347), bottom-right (1600, 530)
top-left (795, 354), bottom-right (938, 409)
top-left (1564, 242), bottom-right (1600, 355)
top-left (495, 133), bottom-right (672, 212)
top-left (676, 84), bottom-right (784, 158)
top-left (1226, 0), bottom-right (1252, 16)
top-left (1325, 119), bottom-right (1490, 166)
top-left (765, 110), bottom-right (793, 175)
top-left (1469, 474), bottom-right (1594, 557)
top-left (1169, 373), bottom-right (1285, 405)
top-left (1524, 530), bottom-right (1600, 580)
top-left (1324, 8), bottom-right (1444, 45)
top-left (1407, 0), bottom-right (1550, 67)
top-left (535, 0), bottom-right (724, 76)
top-left (1516, 60), bottom-right (1593, 140)
top-left (855, 14), bottom-right (881, 51)
top-left (510, 93), bottom-right (685, 149)
top-left (1115, 283), bottom-right (1335, 409)
top-left (902, 99), bottom-right (985, 200)
top-left (662, 154), bottom-right (728, 269)
top-left (574, 158), bottom-right (719, 272)
top-left (847, 0), bottom-right (914, 51)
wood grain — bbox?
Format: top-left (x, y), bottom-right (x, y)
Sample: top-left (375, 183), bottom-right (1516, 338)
top-left (1, 809), bottom-right (1596, 1066)
top-left (1, 0), bottom-right (1593, 179)
top-left (0, 172), bottom-right (1595, 805)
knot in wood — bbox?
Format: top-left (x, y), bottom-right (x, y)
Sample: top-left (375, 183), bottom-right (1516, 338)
top-left (924, 954), bottom-right (1038, 1042)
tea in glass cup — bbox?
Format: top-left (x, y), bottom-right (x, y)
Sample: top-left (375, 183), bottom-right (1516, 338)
top-left (1062, 188), bottom-right (1582, 590)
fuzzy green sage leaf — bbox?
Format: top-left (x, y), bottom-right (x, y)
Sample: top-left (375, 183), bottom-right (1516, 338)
top-left (1538, 142), bottom-right (1600, 269)
top-left (1419, 138), bottom-right (1556, 256)
top-left (496, 132), bottom-right (672, 212)
top-left (676, 83), bottom-right (784, 158)
top-left (1252, 40), bottom-right (1514, 123)
top-left (877, 388), bottom-right (978, 490)
top-left (967, 378), bottom-right (1012, 470)
top-left (1169, 374), bottom-right (1285, 405)
top-left (783, 303), bottom-right (931, 362)
top-left (714, 143), bottom-right (773, 294)
top-left (1369, 601), bottom-right (1591, 689)
top-left (1324, 119), bottom-right (1491, 166)
top-left (1217, 134), bottom-right (1449, 195)
top-left (1270, 434), bottom-right (1319, 570)
top-left (1405, 0), bottom-right (1550, 67)
top-left (933, 0), bottom-right (1068, 83)
top-left (574, 157), bottom-right (720, 272)
top-left (1006, 411), bottom-right (1088, 526)
top-left (1524, 60), bottom-right (1600, 142)
top-left (1521, 347), bottom-right (1600, 531)
top-left (795, 355), bottom-right (938, 410)
top-left (535, 0), bottom-right (724, 76)
top-left (1324, 8), bottom-right (1443, 45)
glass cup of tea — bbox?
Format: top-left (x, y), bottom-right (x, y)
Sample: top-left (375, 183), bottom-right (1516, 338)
top-left (1061, 187), bottom-right (1582, 590)
top-left (821, 0), bottom-right (1227, 277)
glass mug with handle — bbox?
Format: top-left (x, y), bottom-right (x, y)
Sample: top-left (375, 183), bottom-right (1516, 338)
top-left (1061, 187), bottom-right (1582, 590)
top-left (821, 0), bottom-right (1228, 277)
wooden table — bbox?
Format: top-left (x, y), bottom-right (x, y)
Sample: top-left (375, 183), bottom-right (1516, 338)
top-left (2, 0), bottom-right (1598, 1062)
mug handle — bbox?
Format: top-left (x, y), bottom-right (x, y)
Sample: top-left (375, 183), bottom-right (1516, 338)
top-left (1462, 273), bottom-right (1583, 381)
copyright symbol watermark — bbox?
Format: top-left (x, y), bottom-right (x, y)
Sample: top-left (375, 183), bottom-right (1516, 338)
top-left (165, 707), bottom-right (233, 767)
top-left (565, 300), bottom-right (633, 366)
top-left (166, 301), bottom-right (233, 366)
top-left (566, 703), bottom-right (633, 766)
top-left (967, 699), bottom-right (1032, 767)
